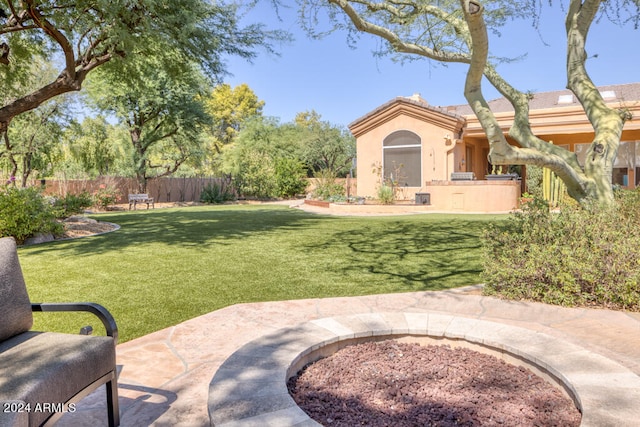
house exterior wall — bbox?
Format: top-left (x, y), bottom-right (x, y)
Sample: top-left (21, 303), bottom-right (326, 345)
top-left (426, 181), bottom-right (521, 212)
top-left (356, 114), bottom-right (460, 198)
top-left (350, 86), bottom-right (640, 209)
top-left (352, 98), bottom-right (465, 200)
top-left (463, 102), bottom-right (640, 188)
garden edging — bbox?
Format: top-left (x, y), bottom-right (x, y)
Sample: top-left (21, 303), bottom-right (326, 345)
top-left (208, 312), bottom-right (640, 427)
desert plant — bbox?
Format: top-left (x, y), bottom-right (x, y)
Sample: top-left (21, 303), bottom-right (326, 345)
top-left (525, 165), bottom-right (543, 198)
top-left (482, 195), bottom-right (640, 311)
top-left (200, 181), bottom-right (236, 204)
top-left (542, 168), bottom-right (567, 207)
top-left (377, 184), bottom-right (395, 205)
top-left (0, 186), bottom-right (63, 243)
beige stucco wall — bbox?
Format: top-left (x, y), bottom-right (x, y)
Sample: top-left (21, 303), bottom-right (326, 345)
top-left (356, 114), bottom-right (461, 199)
top-left (426, 181), bottom-right (521, 212)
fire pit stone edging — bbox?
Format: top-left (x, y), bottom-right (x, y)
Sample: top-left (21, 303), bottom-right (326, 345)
top-left (208, 312), bottom-right (640, 427)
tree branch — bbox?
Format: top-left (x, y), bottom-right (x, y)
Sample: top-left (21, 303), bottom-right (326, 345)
top-left (461, 0), bottom-right (590, 201)
top-left (329, 0), bottom-right (471, 63)
top-left (25, 0), bottom-right (76, 78)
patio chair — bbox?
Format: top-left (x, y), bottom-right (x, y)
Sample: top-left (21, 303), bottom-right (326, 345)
top-left (0, 237), bottom-right (119, 427)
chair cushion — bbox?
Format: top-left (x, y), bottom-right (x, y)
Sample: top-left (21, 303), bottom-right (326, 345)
top-left (0, 238), bottom-right (33, 342)
top-left (0, 331), bottom-right (116, 427)
top-left (0, 400), bottom-right (29, 427)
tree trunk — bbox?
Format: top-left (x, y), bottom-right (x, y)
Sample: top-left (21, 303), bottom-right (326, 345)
top-left (462, 0), bottom-right (627, 206)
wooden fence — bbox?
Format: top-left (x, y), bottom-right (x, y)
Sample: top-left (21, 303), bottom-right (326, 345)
top-left (40, 177), bottom-right (232, 204)
top-left (38, 176), bottom-right (358, 204)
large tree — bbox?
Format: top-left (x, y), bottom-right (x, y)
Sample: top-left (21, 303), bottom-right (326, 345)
top-left (295, 110), bottom-right (356, 177)
top-left (63, 116), bottom-right (122, 178)
top-left (0, 0), bottom-right (279, 152)
top-left (0, 59), bottom-right (69, 186)
top-left (84, 45), bottom-right (213, 192)
top-left (206, 83), bottom-right (266, 153)
top-left (300, 0), bottom-right (640, 205)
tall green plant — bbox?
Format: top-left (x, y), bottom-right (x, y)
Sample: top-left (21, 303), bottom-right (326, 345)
top-left (200, 181), bottom-right (236, 204)
top-left (275, 158), bottom-right (307, 198)
top-left (542, 168), bottom-right (567, 208)
top-left (0, 187), bottom-right (63, 244)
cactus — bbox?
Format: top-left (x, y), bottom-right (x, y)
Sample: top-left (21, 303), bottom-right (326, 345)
top-left (542, 168), bottom-right (566, 207)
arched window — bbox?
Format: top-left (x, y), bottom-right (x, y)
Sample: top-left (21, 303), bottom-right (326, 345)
top-left (383, 130), bottom-right (422, 187)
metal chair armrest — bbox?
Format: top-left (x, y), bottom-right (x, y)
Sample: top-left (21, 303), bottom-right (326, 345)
top-left (31, 302), bottom-right (119, 344)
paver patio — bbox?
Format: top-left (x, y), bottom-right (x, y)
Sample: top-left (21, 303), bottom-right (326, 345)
top-left (58, 286), bottom-right (640, 426)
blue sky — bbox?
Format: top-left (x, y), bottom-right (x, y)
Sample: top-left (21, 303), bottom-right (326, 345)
top-left (224, 3), bottom-right (639, 128)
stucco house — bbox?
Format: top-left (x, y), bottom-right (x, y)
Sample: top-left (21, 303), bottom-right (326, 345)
top-left (349, 83), bottom-right (640, 212)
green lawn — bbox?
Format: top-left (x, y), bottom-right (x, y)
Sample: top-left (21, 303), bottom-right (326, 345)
top-left (19, 205), bottom-right (504, 343)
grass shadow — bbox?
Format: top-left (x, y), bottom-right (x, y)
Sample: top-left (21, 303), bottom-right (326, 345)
top-left (26, 205), bottom-right (330, 256)
top-left (302, 216), bottom-right (494, 292)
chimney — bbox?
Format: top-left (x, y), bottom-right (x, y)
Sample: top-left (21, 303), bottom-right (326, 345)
top-left (408, 93), bottom-right (428, 105)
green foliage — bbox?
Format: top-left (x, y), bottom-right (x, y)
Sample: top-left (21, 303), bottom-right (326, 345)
top-left (85, 47), bottom-right (213, 192)
top-left (1, 0), bottom-right (284, 124)
top-left (2, 0), bottom-right (285, 189)
top-left (525, 165), bottom-right (543, 198)
top-left (295, 110), bottom-right (356, 177)
top-left (205, 84), bottom-right (265, 150)
top-left (0, 61), bottom-right (69, 185)
top-left (275, 158), bottom-right (308, 198)
top-left (64, 116), bottom-right (122, 178)
top-left (93, 186), bottom-right (121, 210)
top-left (482, 195), bottom-right (640, 311)
top-left (312, 169), bottom-right (345, 200)
top-left (0, 187), bottom-right (63, 244)
top-left (377, 184), bottom-right (395, 205)
top-left (235, 151), bottom-right (278, 199)
top-left (221, 117), bottom-right (299, 199)
top-left (200, 181), bottom-right (236, 204)
top-left (52, 192), bottom-right (94, 218)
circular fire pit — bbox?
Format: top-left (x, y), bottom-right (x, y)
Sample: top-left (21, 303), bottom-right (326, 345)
top-left (208, 312), bottom-right (640, 426)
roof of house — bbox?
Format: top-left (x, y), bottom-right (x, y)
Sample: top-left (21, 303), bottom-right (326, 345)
top-left (451, 82), bottom-right (640, 115)
top-left (348, 93), bottom-right (465, 130)
top-left (349, 83), bottom-right (640, 136)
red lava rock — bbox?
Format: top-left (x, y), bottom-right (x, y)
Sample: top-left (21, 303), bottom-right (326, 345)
top-left (287, 340), bottom-right (581, 427)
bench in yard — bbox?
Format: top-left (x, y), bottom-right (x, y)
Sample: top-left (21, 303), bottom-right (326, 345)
top-left (128, 194), bottom-right (154, 210)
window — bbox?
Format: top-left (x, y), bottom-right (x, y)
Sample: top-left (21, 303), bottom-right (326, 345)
top-left (600, 90), bottom-right (616, 100)
top-left (574, 143), bottom-right (590, 166)
top-left (614, 142), bottom-right (634, 186)
top-left (383, 130), bottom-right (421, 187)
top-left (465, 145), bottom-right (474, 172)
top-left (557, 94), bottom-right (574, 104)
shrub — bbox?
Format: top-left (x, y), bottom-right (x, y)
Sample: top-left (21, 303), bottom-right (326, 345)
top-left (52, 191), bottom-right (94, 218)
top-left (200, 181), bottom-right (236, 204)
top-left (525, 165), bottom-right (543, 198)
top-left (482, 196), bottom-right (640, 311)
top-left (377, 184), bottom-right (395, 205)
top-left (93, 185), bottom-right (121, 210)
top-left (312, 169), bottom-right (344, 200)
top-left (275, 158), bottom-right (307, 198)
top-left (0, 187), bottom-right (63, 244)
top-left (235, 151), bottom-right (277, 199)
